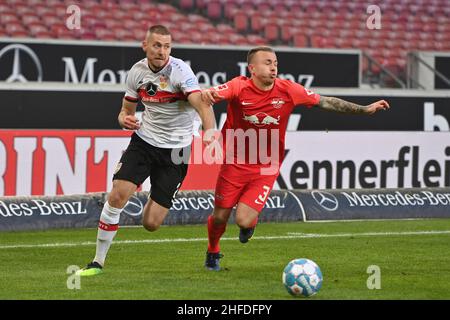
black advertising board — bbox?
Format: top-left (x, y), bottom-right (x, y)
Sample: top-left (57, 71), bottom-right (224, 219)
top-left (0, 88), bottom-right (448, 131)
top-left (3, 39), bottom-right (448, 91)
top-left (435, 56), bottom-right (450, 89)
top-left (0, 40), bottom-right (360, 87)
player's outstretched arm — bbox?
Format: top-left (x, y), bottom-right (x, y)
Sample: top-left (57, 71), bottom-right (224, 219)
top-left (201, 89), bottom-right (225, 105)
top-left (317, 96), bottom-right (390, 115)
top-left (188, 91), bottom-right (217, 144)
top-left (118, 98), bottom-right (140, 130)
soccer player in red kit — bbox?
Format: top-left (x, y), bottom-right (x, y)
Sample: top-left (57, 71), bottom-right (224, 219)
top-left (201, 46), bottom-right (390, 270)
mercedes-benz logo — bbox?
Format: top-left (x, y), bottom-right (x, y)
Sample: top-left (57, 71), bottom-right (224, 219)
top-left (0, 44), bottom-right (43, 82)
top-left (311, 190), bottom-right (339, 211)
top-left (122, 195), bottom-right (144, 217)
top-left (146, 82), bottom-right (158, 96)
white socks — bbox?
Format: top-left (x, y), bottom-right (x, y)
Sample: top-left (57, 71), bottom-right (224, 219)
top-left (93, 201), bottom-right (122, 267)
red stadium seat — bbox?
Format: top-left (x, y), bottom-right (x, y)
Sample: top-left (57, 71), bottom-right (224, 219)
top-left (180, 0), bottom-right (195, 11)
top-left (0, 12), bottom-right (19, 24)
top-left (207, 1), bottom-right (222, 20)
top-left (0, 3), bottom-right (13, 14)
top-left (33, 31), bottom-right (54, 39)
top-left (5, 22), bottom-right (28, 37)
top-left (187, 14), bottom-right (209, 24)
top-left (195, 0), bottom-right (208, 10)
top-left (234, 12), bottom-right (248, 33)
top-left (292, 33), bottom-right (308, 48)
top-left (280, 25), bottom-right (294, 43)
top-left (224, 0), bottom-right (239, 19)
top-left (246, 34), bottom-right (267, 46)
top-left (54, 27), bottom-right (77, 39)
top-left (250, 15), bottom-right (265, 33)
top-left (216, 23), bottom-right (235, 33)
top-left (264, 24), bottom-right (279, 43)
top-left (28, 23), bottom-right (48, 35)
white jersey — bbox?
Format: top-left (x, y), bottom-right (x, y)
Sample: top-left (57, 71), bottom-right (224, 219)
top-left (124, 56), bottom-right (201, 148)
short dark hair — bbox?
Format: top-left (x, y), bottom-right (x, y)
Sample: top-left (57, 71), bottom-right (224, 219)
top-left (147, 25), bottom-right (171, 36)
top-left (247, 46), bottom-right (275, 64)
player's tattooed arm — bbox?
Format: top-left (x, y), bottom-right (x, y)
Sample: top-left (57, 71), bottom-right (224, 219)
top-left (317, 96), bottom-right (390, 115)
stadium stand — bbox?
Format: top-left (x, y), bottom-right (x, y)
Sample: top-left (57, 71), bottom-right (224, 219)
top-left (0, 0), bottom-right (449, 86)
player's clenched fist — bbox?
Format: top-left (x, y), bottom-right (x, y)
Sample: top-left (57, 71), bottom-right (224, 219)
top-left (201, 89), bottom-right (224, 105)
top-left (366, 100), bottom-right (390, 114)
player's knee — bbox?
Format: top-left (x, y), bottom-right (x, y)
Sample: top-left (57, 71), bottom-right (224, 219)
top-left (108, 190), bottom-right (129, 208)
top-left (142, 220), bottom-right (160, 232)
top-left (235, 215), bottom-right (253, 229)
top-left (212, 214), bottom-right (227, 225)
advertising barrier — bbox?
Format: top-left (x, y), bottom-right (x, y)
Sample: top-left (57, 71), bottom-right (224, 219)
top-left (1, 188), bottom-right (449, 232)
top-left (1, 130), bottom-right (449, 196)
top-left (0, 190), bottom-right (301, 232)
top-left (292, 188), bottom-right (450, 221)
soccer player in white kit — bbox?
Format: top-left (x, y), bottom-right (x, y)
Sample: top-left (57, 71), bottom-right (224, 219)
top-left (77, 25), bottom-right (216, 276)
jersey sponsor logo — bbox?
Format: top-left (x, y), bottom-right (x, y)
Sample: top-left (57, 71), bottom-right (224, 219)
top-left (146, 82), bottom-right (158, 96)
top-left (242, 112), bottom-right (280, 127)
top-left (213, 84), bottom-right (228, 91)
top-left (271, 98), bottom-right (285, 109)
top-left (138, 88), bottom-right (186, 103)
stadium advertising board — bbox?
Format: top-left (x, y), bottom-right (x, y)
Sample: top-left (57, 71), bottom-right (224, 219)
top-left (0, 88), bottom-right (449, 131)
top-left (1, 188), bottom-right (449, 231)
top-left (0, 130), bottom-right (449, 197)
top-left (292, 188), bottom-right (450, 221)
top-left (0, 130), bottom-right (220, 197)
top-left (435, 56), bottom-right (450, 89)
top-left (279, 131), bottom-right (450, 190)
top-left (0, 190), bottom-right (301, 231)
top-left (0, 40), bottom-right (360, 87)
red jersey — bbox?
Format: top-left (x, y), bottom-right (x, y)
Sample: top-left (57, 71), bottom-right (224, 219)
top-left (212, 76), bottom-right (320, 168)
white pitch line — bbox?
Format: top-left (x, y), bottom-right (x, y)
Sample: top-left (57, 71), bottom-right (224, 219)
top-left (0, 230), bottom-right (449, 250)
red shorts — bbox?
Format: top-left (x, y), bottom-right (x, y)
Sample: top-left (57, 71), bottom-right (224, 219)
top-left (214, 164), bottom-right (279, 213)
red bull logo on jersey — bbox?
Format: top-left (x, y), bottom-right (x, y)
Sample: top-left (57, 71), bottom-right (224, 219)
top-left (243, 112), bottom-right (280, 127)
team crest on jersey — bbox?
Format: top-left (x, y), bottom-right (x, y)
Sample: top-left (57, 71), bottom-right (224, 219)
top-left (159, 75), bottom-right (168, 89)
top-left (271, 98), bottom-right (285, 109)
top-left (242, 112), bottom-right (280, 127)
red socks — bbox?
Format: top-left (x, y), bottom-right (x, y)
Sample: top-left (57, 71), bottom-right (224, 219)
top-left (207, 215), bottom-right (227, 253)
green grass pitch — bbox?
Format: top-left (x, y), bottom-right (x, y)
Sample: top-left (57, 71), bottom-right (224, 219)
top-left (0, 219), bottom-right (449, 300)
